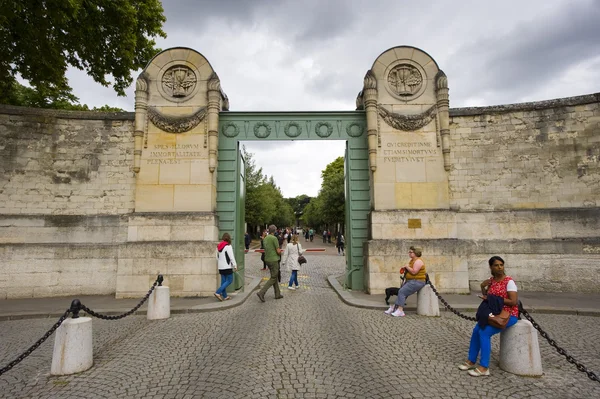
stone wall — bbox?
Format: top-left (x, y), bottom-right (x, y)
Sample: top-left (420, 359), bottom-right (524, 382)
top-left (0, 105), bottom-right (136, 215)
top-left (448, 94), bottom-right (600, 210)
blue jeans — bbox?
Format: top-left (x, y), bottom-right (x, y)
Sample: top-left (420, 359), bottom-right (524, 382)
top-left (216, 273), bottom-right (233, 298)
top-left (289, 270), bottom-right (299, 287)
top-left (468, 316), bottom-right (518, 368)
top-left (394, 280), bottom-right (426, 307)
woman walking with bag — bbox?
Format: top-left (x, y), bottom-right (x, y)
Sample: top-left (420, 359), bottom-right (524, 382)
top-left (458, 256), bottom-right (519, 376)
top-left (281, 234), bottom-right (304, 290)
top-left (214, 233), bottom-right (237, 301)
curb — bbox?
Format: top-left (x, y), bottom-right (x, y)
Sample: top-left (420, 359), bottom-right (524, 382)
top-left (327, 275), bottom-right (600, 317)
top-left (0, 277), bottom-right (263, 322)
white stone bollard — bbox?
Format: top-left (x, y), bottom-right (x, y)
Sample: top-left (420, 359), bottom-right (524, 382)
top-left (147, 286), bottom-right (170, 320)
top-left (499, 320), bottom-right (543, 376)
top-left (51, 317), bottom-right (93, 375)
top-left (417, 284), bottom-right (440, 316)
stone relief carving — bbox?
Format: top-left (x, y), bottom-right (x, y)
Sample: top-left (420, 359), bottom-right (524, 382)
top-left (284, 121), bottom-right (302, 137)
top-left (387, 64), bottom-right (423, 97)
top-left (161, 66), bottom-right (197, 98)
top-left (315, 121), bottom-right (334, 138)
top-left (253, 122), bottom-right (271, 138)
top-left (378, 104), bottom-right (437, 131)
top-left (346, 122), bottom-right (364, 137)
top-left (221, 122), bottom-right (239, 138)
top-left (147, 106), bottom-right (207, 133)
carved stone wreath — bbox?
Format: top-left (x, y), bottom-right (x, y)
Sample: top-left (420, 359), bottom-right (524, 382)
top-left (315, 121), bottom-right (333, 138)
top-left (346, 122), bottom-right (364, 137)
top-left (284, 121), bottom-right (302, 137)
top-left (221, 122), bottom-right (240, 138)
top-left (147, 106), bottom-right (207, 133)
top-left (253, 122), bottom-right (271, 138)
top-left (378, 104), bottom-right (437, 131)
top-left (161, 66), bottom-right (197, 98)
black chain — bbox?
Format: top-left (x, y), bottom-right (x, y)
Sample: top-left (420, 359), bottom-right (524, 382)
top-left (519, 305), bottom-right (600, 384)
top-left (0, 309), bottom-right (71, 377)
top-left (79, 276), bottom-right (161, 320)
top-left (426, 279), bottom-right (476, 322)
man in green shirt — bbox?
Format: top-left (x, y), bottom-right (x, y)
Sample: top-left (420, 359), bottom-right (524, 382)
top-left (257, 224), bottom-right (283, 302)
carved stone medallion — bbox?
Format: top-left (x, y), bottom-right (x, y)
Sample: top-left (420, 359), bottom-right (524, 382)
top-left (161, 66), bottom-right (197, 98)
top-left (253, 122), bottom-right (271, 138)
top-left (221, 122), bottom-right (240, 138)
top-left (387, 64), bottom-right (423, 98)
top-left (346, 122), bottom-right (364, 137)
top-left (284, 121), bottom-right (302, 137)
top-left (315, 122), bottom-right (333, 138)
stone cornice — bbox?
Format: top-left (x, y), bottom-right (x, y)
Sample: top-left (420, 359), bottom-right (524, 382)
top-left (450, 93), bottom-right (600, 117)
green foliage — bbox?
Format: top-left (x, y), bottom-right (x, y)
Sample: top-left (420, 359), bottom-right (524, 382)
top-left (301, 157), bottom-right (345, 229)
top-left (0, 0), bottom-right (166, 105)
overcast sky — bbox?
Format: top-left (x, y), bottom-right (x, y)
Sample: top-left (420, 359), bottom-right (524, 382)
top-left (66, 0), bottom-right (600, 198)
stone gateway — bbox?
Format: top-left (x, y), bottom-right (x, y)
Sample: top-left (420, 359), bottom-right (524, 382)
top-left (1, 46), bottom-right (599, 299)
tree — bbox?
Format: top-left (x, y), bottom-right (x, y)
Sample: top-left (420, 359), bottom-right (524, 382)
top-left (319, 157), bottom-right (345, 226)
top-left (0, 0), bottom-right (166, 106)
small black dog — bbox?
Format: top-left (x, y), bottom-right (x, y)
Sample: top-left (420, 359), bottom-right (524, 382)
top-left (385, 287), bottom-right (400, 305)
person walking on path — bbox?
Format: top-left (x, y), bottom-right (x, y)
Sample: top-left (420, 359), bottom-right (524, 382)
top-left (458, 256), bottom-right (519, 377)
top-left (214, 233), bottom-right (237, 301)
top-left (384, 246), bottom-right (426, 317)
top-left (257, 225), bottom-right (284, 302)
top-left (260, 230), bottom-right (267, 270)
top-left (309, 228), bottom-right (314, 242)
top-left (244, 232), bottom-right (250, 251)
top-left (304, 229), bottom-right (309, 242)
top-left (336, 231), bottom-right (345, 255)
top-left (282, 234), bottom-right (304, 290)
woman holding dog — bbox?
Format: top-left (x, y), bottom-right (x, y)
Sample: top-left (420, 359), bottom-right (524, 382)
top-left (384, 246), bottom-right (426, 317)
top-left (458, 256), bottom-right (519, 376)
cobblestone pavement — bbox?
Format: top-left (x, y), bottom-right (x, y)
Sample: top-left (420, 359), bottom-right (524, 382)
top-left (1, 255), bottom-right (599, 398)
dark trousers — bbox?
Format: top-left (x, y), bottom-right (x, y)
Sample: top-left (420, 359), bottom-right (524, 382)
top-left (259, 260), bottom-right (281, 297)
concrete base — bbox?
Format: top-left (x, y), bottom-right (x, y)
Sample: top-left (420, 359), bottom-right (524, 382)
top-left (147, 286), bottom-right (170, 320)
top-left (417, 285), bottom-right (440, 316)
top-left (51, 317), bottom-right (93, 375)
top-left (499, 320), bottom-right (543, 376)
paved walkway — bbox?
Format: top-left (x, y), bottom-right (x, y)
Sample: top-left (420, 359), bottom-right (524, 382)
top-left (1, 247), bottom-right (599, 398)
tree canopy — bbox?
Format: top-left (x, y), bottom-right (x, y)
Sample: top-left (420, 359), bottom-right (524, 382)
top-left (301, 157), bottom-right (346, 230)
top-left (0, 0), bottom-right (166, 107)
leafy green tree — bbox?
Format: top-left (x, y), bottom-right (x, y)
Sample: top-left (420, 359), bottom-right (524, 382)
top-left (0, 0), bottom-right (166, 106)
top-left (319, 157), bottom-right (345, 226)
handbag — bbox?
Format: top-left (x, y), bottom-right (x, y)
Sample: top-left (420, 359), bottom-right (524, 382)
top-left (297, 244), bottom-right (307, 265)
top-left (488, 309), bottom-right (510, 329)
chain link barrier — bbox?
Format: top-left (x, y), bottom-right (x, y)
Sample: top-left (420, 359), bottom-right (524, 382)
top-left (425, 274), bottom-right (599, 385)
top-left (425, 276), bottom-right (476, 322)
top-left (519, 304), bottom-right (600, 384)
top-left (0, 309), bottom-right (70, 377)
top-left (0, 274), bottom-right (163, 377)
top-left (77, 274), bottom-right (162, 320)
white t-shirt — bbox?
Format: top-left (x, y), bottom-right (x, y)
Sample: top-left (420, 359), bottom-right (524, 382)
top-left (506, 280), bottom-right (517, 292)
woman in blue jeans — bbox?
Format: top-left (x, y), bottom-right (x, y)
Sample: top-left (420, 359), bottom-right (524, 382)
top-left (214, 233), bottom-right (237, 301)
top-left (458, 256), bottom-right (519, 376)
top-left (384, 246), bottom-right (426, 317)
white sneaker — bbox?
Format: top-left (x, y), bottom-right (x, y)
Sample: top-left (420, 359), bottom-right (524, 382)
top-left (391, 309), bottom-right (406, 317)
top-left (384, 306), bottom-right (395, 315)
top-left (287, 286), bottom-right (295, 290)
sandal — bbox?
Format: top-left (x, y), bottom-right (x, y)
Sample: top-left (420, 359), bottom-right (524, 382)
top-left (457, 361), bottom-right (477, 371)
top-left (224, 296), bottom-right (231, 301)
top-left (213, 293), bottom-right (223, 302)
top-left (468, 368), bottom-right (490, 377)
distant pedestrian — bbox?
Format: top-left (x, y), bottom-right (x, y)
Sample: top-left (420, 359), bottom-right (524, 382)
top-left (309, 228), bottom-right (314, 242)
top-left (282, 234), bottom-right (304, 290)
top-left (322, 230), bottom-right (327, 243)
top-left (260, 230), bottom-right (267, 270)
top-left (244, 232), bottom-right (250, 251)
top-left (304, 229), bottom-right (309, 242)
top-left (257, 225), bottom-right (284, 302)
top-left (336, 232), bottom-right (345, 256)
top-left (215, 233), bottom-right (237, 301)
top-left (327, 230), bottom-right (331, 244)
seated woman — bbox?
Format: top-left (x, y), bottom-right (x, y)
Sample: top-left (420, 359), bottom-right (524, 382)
top-left (384, 246), bottom-right (426, 317)
top-left (458, 256), bottom-right (519, 376)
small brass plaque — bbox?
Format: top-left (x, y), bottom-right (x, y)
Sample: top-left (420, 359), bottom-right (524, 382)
top-left (408, 218), bottom-right (422, 229)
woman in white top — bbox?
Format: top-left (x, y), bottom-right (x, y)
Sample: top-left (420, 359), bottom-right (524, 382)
top-left (215, 232), bottom-right (237, 301)
top-left (281, 234), bottom-right (304, 290)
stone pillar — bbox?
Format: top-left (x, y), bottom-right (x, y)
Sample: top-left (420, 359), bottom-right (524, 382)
top-left (51, 317), bottom-right (93, 375)
top-left (207, 73), bottom-right (222, 173)
top-left (133, 74), bottom-right (149, 173)
top-left (417, 284), bottom-right (440, 316)
top-left (363, 70), bottom-right (378, 172)
top-left (147, 286), bottom-right (171, 320)
top-left (499, 320), bottom-right (543, 376)
top-left (435, 71), bottom-right (451, 171)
